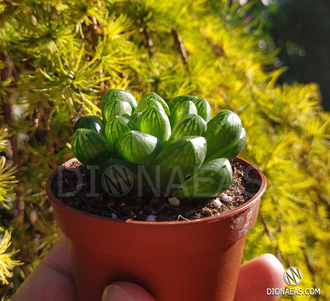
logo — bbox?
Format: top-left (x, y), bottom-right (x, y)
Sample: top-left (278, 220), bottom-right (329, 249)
top-left (101, 165), bottom-right (134, 197)
top-left (283, 267), bottom-right (303, 286)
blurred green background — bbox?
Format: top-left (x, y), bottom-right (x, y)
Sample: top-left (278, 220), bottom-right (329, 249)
top-left (0, 0), bottom-right (329, 300)
top-left (257, 0), bottom-right (330, 111)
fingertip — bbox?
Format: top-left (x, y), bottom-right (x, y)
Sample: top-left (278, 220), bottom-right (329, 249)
top-left (259, 253), bottom-right (285, 276)
top-left (234, 254), bottom-right (286, 301)
top-left (254, 253), bottom-right (286, 289)
top-left (102, 282), bottom-right (155, 301)
top-left (115, 282), bottom-right (155, 301)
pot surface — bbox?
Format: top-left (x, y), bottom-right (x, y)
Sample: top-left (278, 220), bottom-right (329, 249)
top-left (46, 157), bottom-right (267, 301)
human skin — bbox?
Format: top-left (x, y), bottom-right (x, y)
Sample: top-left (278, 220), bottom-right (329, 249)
top-left (11, 238), bottom-right (285, 301)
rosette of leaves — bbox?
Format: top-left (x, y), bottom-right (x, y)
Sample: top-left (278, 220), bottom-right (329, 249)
top-left (204, 110), bottom-right (246, 162)
top-left (101, 89), bottom-right (137, 112)
top-left (101, 89), bottom-right (137, 123)
top-left (137, 107), bottom-right (171, 142)
top-left (135, 92), bottom-right (170, 116)
top-left (169, 95), bottom-right (211, 125)
top-left (73, 115), bottom-right (105, 137)
top-left (105, 116), bottom-right (137, 150)
top-left (71, 129), bottom-right (110, 165)
top-left (71, 90), bottom-right (247, 199)
top-left (172, 158), bottom-right (233, 199)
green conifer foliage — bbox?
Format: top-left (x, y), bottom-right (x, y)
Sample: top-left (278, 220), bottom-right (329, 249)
top-left (0, 0), bottom-right (329, 299)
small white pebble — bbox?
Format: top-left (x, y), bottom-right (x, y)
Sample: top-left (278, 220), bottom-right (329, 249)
top-left (111, 213), bottom-right (118, 219)
top-left (213, 198), bottom-right (222, 207)
top-left (221, 193), bottom-right (233, 202)
top-left (168, 197), bottom-right (180, 207)
top-left (146, 215), bottom-right (157, 222)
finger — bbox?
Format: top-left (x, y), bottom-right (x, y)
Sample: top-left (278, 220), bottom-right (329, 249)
top-left (234, 253), bottom-right (286, 301)
top-left (101, 282), bottom-right (155, 301)
top-left (11, 238), bottom-right (77, 301)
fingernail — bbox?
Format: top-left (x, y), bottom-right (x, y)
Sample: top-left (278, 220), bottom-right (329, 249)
top-left (101, 284), bottom-right (134, 301)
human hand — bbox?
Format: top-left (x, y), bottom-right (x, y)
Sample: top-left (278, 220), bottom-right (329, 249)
top-left (11, 238), bottom-right (285, 301)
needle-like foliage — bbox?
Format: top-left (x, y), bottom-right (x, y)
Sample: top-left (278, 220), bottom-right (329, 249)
top-left (0, 231), bottom-right (21, 286)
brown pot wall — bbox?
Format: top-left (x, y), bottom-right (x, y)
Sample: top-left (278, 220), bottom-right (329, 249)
top-left (46, 157), bottom-right (267, 301)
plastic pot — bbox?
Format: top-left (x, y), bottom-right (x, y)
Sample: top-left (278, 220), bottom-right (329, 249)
top-left (46, 157), bottom-right (266, 301)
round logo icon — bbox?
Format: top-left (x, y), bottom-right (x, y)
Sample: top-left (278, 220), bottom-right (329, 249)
top-left (283, 267), bottom-right (303, 286)
top-left (101, 165), bottom-right (134, 197)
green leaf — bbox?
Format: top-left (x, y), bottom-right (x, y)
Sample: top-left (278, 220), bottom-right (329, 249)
top-left (105, 116), bottom-right (137, 150)
top-left (135, 98), bottom-right (165, 114)
top-left (206, 127), bottom-right (246, 161)
top-left (192, 97), bottom-right (212, 122)
top-left (71, 129), bottom-right (111, 165)
top-left (102, 100), bottom-right (132, 123)
top-left (137, 107), bottom-right (171, 142)
top-left (130, 112), bottom-right (142, 124)
top-left (115, 130), bottom-right (163, 165)
top-left (152, 136), bottom-right (207, 189)
top-left (170, 100), bottom-right (198, 127)
top-left (169, 96), bottom-right (211, 123)
top-left (168, 95), bottom-right (198, 113)
top-left (168, 114), bottom-right (207, 143)
top-left (172, 158), bottom-right (232, 199)
top-left (136, 92), bottom-right (170, 115)
top-left (73, 115), bottom-right (105, 137)
top-left (204, 110), bottom-right (242, 161)
top-left (101, 89), bottom-right (137, 112)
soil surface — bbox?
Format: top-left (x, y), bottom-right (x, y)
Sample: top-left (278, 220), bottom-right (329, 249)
top-left (51, 160), bottom-right (260, 222)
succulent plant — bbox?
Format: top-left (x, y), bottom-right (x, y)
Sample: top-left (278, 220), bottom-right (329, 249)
top-left (115, 131), bottom-right (163, 165)
top-left (169, 95), bottom-right (211, 122)
top-left (102, 99), bottom-right (133, 123)
top-left (71, 91), bottom-right (247, 199)
top-left (137, 107), bottom-right (171, 142)
top-left (101, 89), bottom-right (137, 112)
top-left (204, 110), bottom-right (245, 161)
top-left (73, 115), bottom-right (105, 137)
top-left (172, 158), bottom-right (232, 199)
top-left (168, 114), bottom-right (207, 143)
top-left (206, 127), bottom-right (246, 161)
top-left (135, 92), bottom-right (170, 116)
top-left (135, 98), bottom-right (165, 114)
top-left (152, 136), bottom-right (207, 189)
top-left (130, 112), bottom-right (142, 124)
top-left (71, 129), bottom-right (110, 165)
top-left (192, 97), bottom-right (211, 122)
top-left (105, 116), bottom-right (137, 150)
top-left (170, 100), bottom-right (197, 126)
top-left (168, 95), bottom-right (198, 112)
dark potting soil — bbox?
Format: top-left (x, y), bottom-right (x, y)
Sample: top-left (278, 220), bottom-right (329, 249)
top-left (51, 160), bottom-right (260, 222)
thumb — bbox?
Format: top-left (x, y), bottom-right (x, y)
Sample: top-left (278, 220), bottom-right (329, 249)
top-left (101, 282), bottom-right (155, 301)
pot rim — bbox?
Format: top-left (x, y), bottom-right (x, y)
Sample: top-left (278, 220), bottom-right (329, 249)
top-left (46, 157), bottom-right (266, 226)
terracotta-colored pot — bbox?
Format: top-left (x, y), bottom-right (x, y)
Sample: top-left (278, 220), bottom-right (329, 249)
top-left (46, 157), bottom-right (266, 301)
